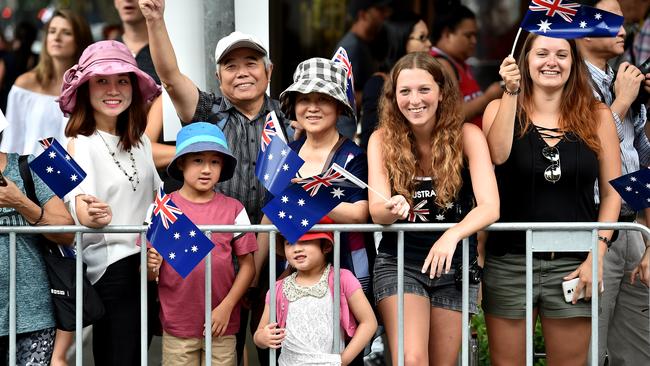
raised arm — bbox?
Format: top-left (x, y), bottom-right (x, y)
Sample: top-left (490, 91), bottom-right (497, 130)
top-left (145, 96), bottom-right (176, 168)
top-left (139, 0), bottom-right (200, 122)
top-left (483, 55), bottom-right (520, 165)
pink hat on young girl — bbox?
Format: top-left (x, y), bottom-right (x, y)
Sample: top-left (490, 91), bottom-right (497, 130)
top-left (58, 40), bottom-right (161, 116)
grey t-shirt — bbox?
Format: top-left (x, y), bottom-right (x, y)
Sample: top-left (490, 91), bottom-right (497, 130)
top-left (0, 153), bottom-right (56, 336)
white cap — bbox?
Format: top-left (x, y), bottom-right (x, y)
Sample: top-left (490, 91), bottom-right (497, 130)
top-left (214, 31), bottom-right (267, 64)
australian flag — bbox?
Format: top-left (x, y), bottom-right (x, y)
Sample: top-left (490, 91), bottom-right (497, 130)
top-left (146, 186), bottom-right (215, 278)
top-left (255, 111), bottom-right (304, 196)
top-left (262, 166), bottom-right (359, 244)
top-left (609, 168), bottom-right (650, 211)
top-left (332, 47), bottom-right (356, 114)
top-left (520, 0), bottom-right (624, 39)
top-left (29, 138), bottom-right (86, 198)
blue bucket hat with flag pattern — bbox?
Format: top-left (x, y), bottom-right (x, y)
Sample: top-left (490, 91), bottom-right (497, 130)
top-left (167, 122), bottom-right (237, 183)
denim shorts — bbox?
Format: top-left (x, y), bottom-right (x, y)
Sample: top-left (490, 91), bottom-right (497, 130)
top-left (482, 253), bottom-right (595, 319)
top-left (373, 252), bottom-right (479, 314)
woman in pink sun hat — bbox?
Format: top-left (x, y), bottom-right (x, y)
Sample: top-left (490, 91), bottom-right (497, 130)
top-left (59, 39), bottom-right (161, 365)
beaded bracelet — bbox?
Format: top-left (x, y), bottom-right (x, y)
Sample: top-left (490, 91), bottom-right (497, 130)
top-left (29, 206), bottom-right (44, 226)
top-left (598, 235), bottom-right (613, 248)
top-left (503, 87), bottom-right (520, 96)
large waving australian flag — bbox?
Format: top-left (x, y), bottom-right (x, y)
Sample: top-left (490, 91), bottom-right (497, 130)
top-left (146, 186), bottom-right (215, 278)
top-left (332, 47), bottom-right (356, 114)
top-left (29, 138), bottom-right (86, 198)
top-left (521, 0), bottom-right (624, 39)
top-left (255, 111), bottom-right (304, 196)
top-left (262, 165), bottom-right (360, 244)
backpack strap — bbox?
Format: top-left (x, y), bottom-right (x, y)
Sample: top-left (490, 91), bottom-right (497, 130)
top-left (18, 155), bottom-right (39, 205)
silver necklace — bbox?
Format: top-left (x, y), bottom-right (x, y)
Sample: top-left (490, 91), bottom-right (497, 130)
top-left (95, 131), bottom-right (140, 191)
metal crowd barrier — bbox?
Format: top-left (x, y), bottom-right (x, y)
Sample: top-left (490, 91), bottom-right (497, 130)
top-left (5, 222), bottom-right (650, 366)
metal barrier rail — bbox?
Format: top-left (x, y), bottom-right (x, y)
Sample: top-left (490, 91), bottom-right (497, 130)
top-left (5, 222), bottom-right (650, 366)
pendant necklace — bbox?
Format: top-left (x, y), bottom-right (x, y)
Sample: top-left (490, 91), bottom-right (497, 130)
top-left (96, 131), bottom-right (140, 191)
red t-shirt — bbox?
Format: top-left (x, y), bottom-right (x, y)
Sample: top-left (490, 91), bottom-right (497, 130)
top-left (157, 191), bottom-right (257, 337)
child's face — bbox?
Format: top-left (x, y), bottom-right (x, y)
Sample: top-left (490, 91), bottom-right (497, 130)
top-left (88, 73), bottom-right (133, 122)
top-left (178, 151), bottom-right (223, 193)
top-left (284, 238), bottom-right (328, 272)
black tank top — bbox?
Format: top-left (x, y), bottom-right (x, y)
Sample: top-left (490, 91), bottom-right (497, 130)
top-left (378, 168), bottom-right (477, 265)
top-left (486, 121), bottom-right (599, 256)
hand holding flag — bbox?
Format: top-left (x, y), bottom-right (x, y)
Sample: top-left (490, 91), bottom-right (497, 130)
top-left (29, 138), bottom-right (86, 198)
top-left (146, 186), bottom-right (215, 278)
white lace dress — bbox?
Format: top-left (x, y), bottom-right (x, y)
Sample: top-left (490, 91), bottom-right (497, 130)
top-left (279, 265), bottom-right (345, 366)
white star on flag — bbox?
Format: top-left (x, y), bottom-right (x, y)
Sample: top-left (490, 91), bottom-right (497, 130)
top-left (268, 153), bottom-right (274, 161)
top-left (631, 177), bottom-right (637, 182)
top-left (46, 166), bottom-right (53, 173)
top-left (436, 214), bottom-right (445, 221)
top-left (264, 174), bottom-right (270, 181)
top-left (280, 149), bottom-right (288, 156)
top-left (445, 202), bottom-right (454, 209)
top-left (281, 195), bottom-right (289, 203)
top-left (289, 215), bottom-right (293, 219)
top-left (537, 19), bottom-right (552, 33)
top-left (278, 211), bottom-right (286, 218)
top-left (189, 230), bottom-right (196, 237)
top-left (625, 186), bottom-right (633, 191)
top-left (169, 252), bottom-right (176, 260)
top-left (282, 164), bottom-right (289, 171)
top-left (297, 199), bottom-right (305, 206)
top-left (65, 155), bottom-right (71, 161)
top-left (301, 219), bottom-right (309, 227)
top-left (49, 151), bottom-right (56, 159)
top-left (173, 232), bottom-right (180, 239)
top-left (70, 174), bottom-right (78, 181)
top-left (579, 21), bottom-right (587, 28)
top-left (595, 13), bottom-right (602, 20)
top-left (331, 187), bottom-right (345, 199)
top-left (191, 245), bottom-right (198, 253)
top-left (646, 183), bottom-right (650, 189)
top-left (57, 170), bottom-right (61, 174)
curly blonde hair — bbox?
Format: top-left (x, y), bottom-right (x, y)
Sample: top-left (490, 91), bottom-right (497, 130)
top-left (378, 52), bottom-right (464, 207)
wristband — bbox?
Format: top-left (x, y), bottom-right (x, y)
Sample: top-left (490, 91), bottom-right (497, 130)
top-left (598, 235), bottom-right (613, 248)
top-left (28, 206), bottom-right (44, 226)
top-left (503, 87), bottom-right (520, 96)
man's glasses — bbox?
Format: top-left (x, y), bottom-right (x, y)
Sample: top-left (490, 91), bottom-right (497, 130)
top-left (542, 146), bottom-right (561, 183)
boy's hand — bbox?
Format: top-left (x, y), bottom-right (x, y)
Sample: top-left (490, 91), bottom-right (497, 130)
top-left (258, 323), bottom-right (285, 349)
top-left (207, 302), bottom-right (233, 337)
top-left (147, 248), bottom-right (162, 273)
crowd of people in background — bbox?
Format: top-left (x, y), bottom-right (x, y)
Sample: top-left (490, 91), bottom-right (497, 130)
top-left (1, 0), bottom-right (650, 365)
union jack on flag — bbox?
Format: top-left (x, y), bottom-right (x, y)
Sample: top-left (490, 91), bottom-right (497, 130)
top-left (408, 200), bottom-right (430, 222)
top-left (529, 0), bottom-right (579, 22)
top-left (260, 111), bottom-right (285, 152)
top-left (332, 47), bottom-right (356, 114)
top-left (39, 137), bottom-right (54, 150)
top-left (300, 166), bottom-right (345, 197)
top-left (153, 186), bottom-right (183, 229)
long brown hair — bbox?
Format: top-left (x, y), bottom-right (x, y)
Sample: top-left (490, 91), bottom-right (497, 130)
top-left (378, 52), bottom-right (464, 207)
top-left (517, 33), bottom-right (600, 151)
top-left (65, 73), bottom-right (147, 151)
top-left (34, 9), bottom-right (93, 86)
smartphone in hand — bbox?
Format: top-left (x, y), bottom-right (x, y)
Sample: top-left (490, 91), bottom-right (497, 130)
top-left (562, 278), bottom-right (585, 303)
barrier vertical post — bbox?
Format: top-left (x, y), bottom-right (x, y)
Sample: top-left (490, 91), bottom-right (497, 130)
top-left (75, 232), bottom-right (83, 365)
top-left (591, 229), bottom-right (599, 366)
top-left (397, 230), bottom-right (404, 366)
top-left (461, 237), bottom-right (469, 365)
top-left (140, 231), bottom-right (148, 365)
top-left (269, 231), bottom-right (277, 366)
top-left (526, 229), bottom-right (533, 366)
top-left (333, 230), bottom-right (341, 353)
top-left (205, 230), bottom-right (212, 363)
top-left (9, 232), bottom-right (16, 366)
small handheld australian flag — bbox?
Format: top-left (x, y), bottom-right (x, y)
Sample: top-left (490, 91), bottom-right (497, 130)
top-left (609, 168), bottom-right (650, 212)
top-left (29, 138), bottom-right (86, 198)
top-left (146, 186), bottom-right (215, 278)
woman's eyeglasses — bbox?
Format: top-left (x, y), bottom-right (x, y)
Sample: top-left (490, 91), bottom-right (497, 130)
top-left (409, 34), bottom-right (429, 43)
top-left (542, 146), bottom-right (561, 183)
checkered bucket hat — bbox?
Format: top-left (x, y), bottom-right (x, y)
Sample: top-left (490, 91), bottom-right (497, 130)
top-left (279, 58), bottom-right (355, 120)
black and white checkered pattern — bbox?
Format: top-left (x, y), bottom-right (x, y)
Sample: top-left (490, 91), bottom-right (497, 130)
top-left (280, 58), bottom-right (354, 118)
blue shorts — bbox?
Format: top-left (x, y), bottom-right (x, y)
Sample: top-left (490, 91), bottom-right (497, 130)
top-left (372, 252), bottom-right (479, 313)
